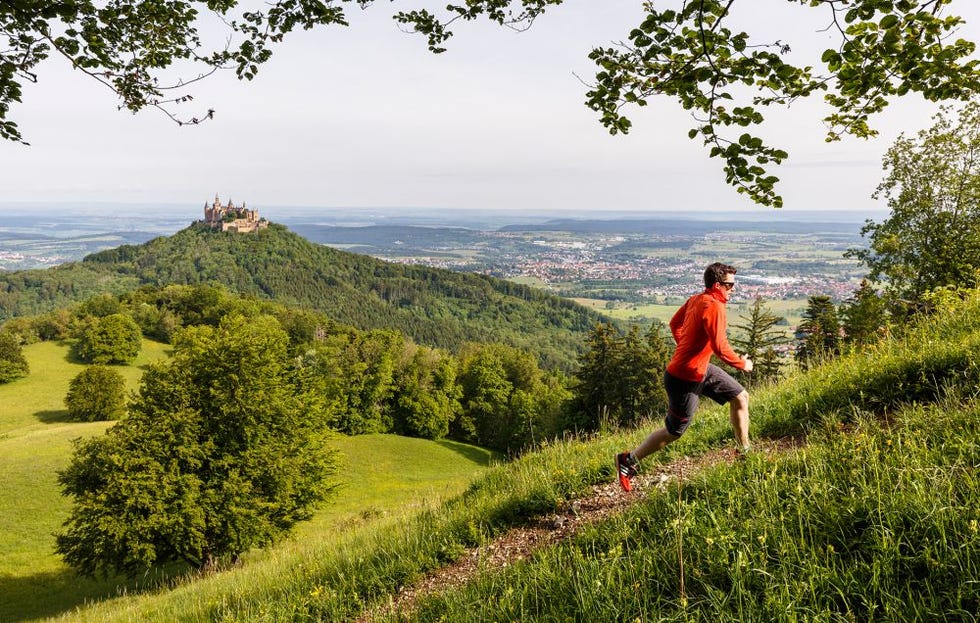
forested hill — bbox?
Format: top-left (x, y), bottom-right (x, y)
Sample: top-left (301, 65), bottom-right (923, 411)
top-left (0, 223), bottom-right (607, 368)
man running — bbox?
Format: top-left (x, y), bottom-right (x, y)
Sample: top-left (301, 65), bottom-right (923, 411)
top-left (616, 262), bottom-right (753, 492)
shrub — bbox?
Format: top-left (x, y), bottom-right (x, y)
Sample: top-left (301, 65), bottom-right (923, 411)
top-left (65, 365), bottom-right (127, 421)
top-left (0, 331), bottom-right (29, 383)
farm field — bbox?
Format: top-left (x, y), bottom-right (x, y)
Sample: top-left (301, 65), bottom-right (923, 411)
top-left (574, 297), bottom-right (809, 332)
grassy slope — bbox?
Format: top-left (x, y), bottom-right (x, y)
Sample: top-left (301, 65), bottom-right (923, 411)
top-left (0, 342), bottom-right (497, 623)
top-left (392, 399), bottom-right (980, 622)
top-left (9, 291), bottom-right (980, 622)
top-left (383, 293), bottom-right (980, 621)
top-left (50, 288), bottom-right (980, 623)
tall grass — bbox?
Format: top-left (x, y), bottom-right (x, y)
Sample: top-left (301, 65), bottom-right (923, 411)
top-left (754, 289), bottom-right (980, 438)
top-left (388, 396), bottom-right (980, 622)
top-left (373, 291), bottom-right (980, 622)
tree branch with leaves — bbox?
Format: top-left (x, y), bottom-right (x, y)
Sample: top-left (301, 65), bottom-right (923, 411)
top-left (403, 0), bottom-right (980, 206)
top-left (3, 0), bottom-right (979, 207)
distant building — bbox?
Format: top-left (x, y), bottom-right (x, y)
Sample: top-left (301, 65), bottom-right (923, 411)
top-left (203, 196), bottom-right (268, 233)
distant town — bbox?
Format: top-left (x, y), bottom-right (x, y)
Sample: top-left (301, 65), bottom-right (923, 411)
top-left (362, 228), bottom-right (865, 306)
top-left (0, 205), bottom-right (869, 322)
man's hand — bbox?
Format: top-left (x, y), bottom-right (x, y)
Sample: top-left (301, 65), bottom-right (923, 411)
top-left (741, 356), bottom-right (754, 373)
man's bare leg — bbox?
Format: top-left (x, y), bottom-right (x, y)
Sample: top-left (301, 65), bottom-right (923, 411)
top-left (631, 427), bottom-right (680, 462)
top-left (729, 390), bottom-right (750, 450)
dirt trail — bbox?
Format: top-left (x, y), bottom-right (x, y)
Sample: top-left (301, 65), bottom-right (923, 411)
top-left (356, 438), bottom-right (801, 622)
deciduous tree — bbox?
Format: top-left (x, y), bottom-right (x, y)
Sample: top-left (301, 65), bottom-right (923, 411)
top-left (74, 313), bottom-right (142, 364)
top-left (847, 102), bottom-right (980, 305)
top-left (409, 1), bottom-right (980, 206)
top-left (454, 342), bottom-right (560, 454)
top-left (65, 365), bottom-right (127, 421)
top-left (392, 345), bottom-right (462, 439)
top-left (56, 314), bottom-right (339, 576)
top-left (333, 330), bottom-right (403, 434)
top-left (0, 330), bottom-right (29, 383)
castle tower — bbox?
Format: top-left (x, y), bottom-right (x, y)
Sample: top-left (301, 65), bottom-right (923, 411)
top-left (202, 196), bottom-right (268, 233)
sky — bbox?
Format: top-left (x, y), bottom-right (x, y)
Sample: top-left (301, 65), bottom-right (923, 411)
top-left (2, 0), bottom-right (979, 215)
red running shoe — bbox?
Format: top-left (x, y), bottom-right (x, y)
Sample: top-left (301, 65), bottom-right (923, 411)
top-left (616, 452), bottom-right (638, 492)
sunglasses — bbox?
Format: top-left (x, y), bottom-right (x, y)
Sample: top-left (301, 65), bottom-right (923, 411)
top-left (719, 281), bottom-right (736, 289)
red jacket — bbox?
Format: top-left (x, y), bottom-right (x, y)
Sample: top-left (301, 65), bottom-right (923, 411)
top-left (666, 287), bottom-right (745, 382)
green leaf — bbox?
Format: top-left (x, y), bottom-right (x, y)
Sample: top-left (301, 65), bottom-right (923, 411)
top-left (879, 14), bottom-right (899, 30)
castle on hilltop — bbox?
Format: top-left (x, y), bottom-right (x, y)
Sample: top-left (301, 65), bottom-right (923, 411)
top-left (203, 196), bottom-right (268, 233)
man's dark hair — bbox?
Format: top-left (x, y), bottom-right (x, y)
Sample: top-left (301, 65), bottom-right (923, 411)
top-left (704, 262), bottom-right (737, 288)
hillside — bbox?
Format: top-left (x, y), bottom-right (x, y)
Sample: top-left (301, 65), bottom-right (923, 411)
top-left (38, 287), bottom-right (980, 622)
top-left (0, 223), bottom-right (609, 368)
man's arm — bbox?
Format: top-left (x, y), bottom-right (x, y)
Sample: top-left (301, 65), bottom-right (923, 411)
top-left (669, 298), bottom-right (689, 344)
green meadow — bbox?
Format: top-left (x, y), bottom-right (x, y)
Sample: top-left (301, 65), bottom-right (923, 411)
top-left (0, 341), bottom-right (497, 622)
top-left (0, 339), bottom-right (172, 621)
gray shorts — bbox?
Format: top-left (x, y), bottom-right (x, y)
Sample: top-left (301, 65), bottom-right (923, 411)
top-left (663, 364), bottom-right (745, 436)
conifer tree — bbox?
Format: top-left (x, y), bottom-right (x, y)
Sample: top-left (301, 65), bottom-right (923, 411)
top-left (614, 324), bottom-right (670, 426)
top-left (795, 295), bottom-right (842, 370)
top-left (731, 296), bottom-right (790, 385)
top-left (565, 322), bottom-right (624, 431)
top-left (840, 280), bottom-right (890, 347)
top-left (567, 321), bottom-right (670, 431)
